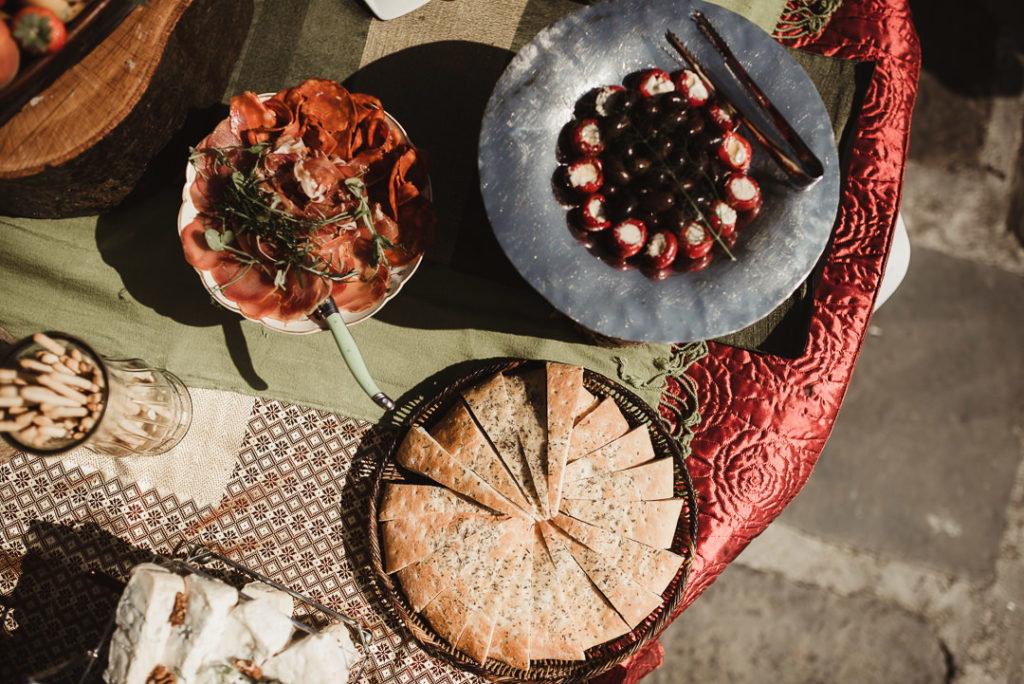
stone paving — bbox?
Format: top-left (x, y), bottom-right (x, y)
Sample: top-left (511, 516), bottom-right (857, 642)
top-left (655, 1), bottom-right (1024, 681)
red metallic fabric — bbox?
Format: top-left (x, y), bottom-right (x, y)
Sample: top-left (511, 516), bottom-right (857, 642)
top-left (615, 0), bottom-right (922, 678)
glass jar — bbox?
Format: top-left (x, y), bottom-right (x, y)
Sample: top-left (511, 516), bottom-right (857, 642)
top-left (0, 332), bottom-right (192, 457)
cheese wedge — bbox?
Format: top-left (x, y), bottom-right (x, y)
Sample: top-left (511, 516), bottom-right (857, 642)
top-left (261, 623), bottom-right (358, 684)
top-left (105, 563), bottom-right (184, 684)
top-left (161, 573), bottom-right (240, 682)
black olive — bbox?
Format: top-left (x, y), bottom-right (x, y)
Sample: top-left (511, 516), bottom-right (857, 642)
top-left (613, 89), bottom-right (640, 115)
top-left (658, 107), bottom-right (688, 130)
top-left (661, 92), bottom-right (686, 109)
top-left (687, 114), bottom-right (706, 136)
top-left (603, 115), bottom-right (632, 141)
top-left (630, 156), bottom-right (652, 175)
top-left (651, 134), bottom-right (675, 159)
top-left (665, 147), bottom-right (689, 169)
top-left (638, 97), bottom-right (661, 120)
top-left (637, 210), bottom-right (661, 230)
top-left (611, 138), bottom-right (638, 160)
top-left (603, 157), bottom-right (632, 187)
top-left (610, 193), bottom-right (639, 221)
top-left (641, 190), bottom-right (676, 214)
top-left (602, 183), bottom-right (622, 200)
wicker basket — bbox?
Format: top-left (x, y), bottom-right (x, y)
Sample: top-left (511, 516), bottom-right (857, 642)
top-left (367, 359), bottom-right (699, 682)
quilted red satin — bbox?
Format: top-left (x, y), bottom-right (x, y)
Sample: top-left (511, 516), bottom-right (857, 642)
top-left (608, 0), bottom-right (922, 680)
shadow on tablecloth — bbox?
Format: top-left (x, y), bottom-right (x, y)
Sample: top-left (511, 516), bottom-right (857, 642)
top-left (0, 520), bottom-right (153, 684)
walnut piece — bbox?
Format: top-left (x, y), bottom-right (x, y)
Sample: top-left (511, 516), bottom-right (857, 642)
top-left (169, 591), bottom-right (188, 626)
top-left (231, 659), bottom-right (263, 680)
top-left (146, 665), bottom-right (176, 684)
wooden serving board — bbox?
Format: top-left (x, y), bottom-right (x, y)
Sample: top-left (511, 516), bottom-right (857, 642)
top-left (0, 0), bottom-right (253, 218)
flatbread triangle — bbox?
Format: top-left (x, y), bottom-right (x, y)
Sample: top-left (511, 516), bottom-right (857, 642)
top-left (461, 374), bottom-right (543, 516)
top-left (486, 532), bottom-right (535, 670)
top-left (379, 483), bottom-right (487, 521)
top-left (504, 370), bottom-right (551, 518)
top-left (563, 426), bottom-right (656, 484)
top-left (395, 426), bottom-right (529, 520)
top-left (566, 397), bottom-right (630, 462)
top-left (431, 401), bottom-right (535, 515)
top-left (551, 513), bottom-right (684, 597)
top-left (382, 511), bottom-right (497, 573)
top-left (537, 522), bottom-right (630, 649)
top-left (559, 498), bottom-right (683, 550)
top-left (528, 525), bottom-right (586, 661)
top-left (546, 525), bottom-right (664, 629)
top-left (561, 457), bottom-right (674, 502)
top-left (544, 362), bottom-right (583, 520)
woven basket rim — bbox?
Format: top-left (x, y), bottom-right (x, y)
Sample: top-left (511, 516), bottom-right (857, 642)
top-left (367, 358), bottom-right (699, 683)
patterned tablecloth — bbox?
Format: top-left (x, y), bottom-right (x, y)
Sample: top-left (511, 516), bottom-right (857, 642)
top-left (0, 0), bottom-right (921, 682)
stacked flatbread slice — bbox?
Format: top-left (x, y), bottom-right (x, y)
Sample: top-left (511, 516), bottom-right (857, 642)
top-left (381, 363), bottom-right (688, 671)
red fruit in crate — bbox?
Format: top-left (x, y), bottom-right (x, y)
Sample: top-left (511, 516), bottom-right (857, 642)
top-left (643, 229), bottom-right (678, 269)
top-left (679, 220), bottom-right (713, 259)
top-left (0, 23), bottom-right (19, 89)
top-left (609, 218), bottom-right (647, 258)
top-left (571, 118), bottom-right (605, 156)
top-left (12, 7), bottom-right (67, 55)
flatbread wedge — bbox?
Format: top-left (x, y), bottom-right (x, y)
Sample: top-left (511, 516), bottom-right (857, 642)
top-left (396, 426), bottom-right (528, 519)
top-left (574, 388), bottom-right (601, 425)
top-left (561, 457), bottom-right (674, 502)
top-left (551, 513), bottom-right (684, 596)
top-left (395, 516), bottom-right (527, 612)
top-left (504, 371), bottom-right (551, 518)
top-left (486, 534), bottom-right (535, 670)
top-left (528, 526), bottom-right (586, 661)
top-left (559, 498), bottom-right (683, 549)
top-left (379, 483), bottom-right (486, 521)
top-left (545, 362), bottom-right (583, 519)
top-left (563, 426), bottom-right (656, 484)
top-left (419, 587), bottom-right (471, 651)
top-left (537, 522), bottom-right (630, 649)
top-left (547, 526), bottom-right (664, 629)
top-left (382, 512), bottom-right (497, 573)
top-left (461, 374), bottom-right (541, 515)
top-left (567, 397), bottom-right (630, 462)
top-left (431, 401), bottom-right (535, 515)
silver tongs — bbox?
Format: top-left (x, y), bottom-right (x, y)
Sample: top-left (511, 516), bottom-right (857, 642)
top-left (667, 11), bottom-right (824, 188)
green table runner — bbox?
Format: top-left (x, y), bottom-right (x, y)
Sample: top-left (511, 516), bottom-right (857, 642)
top-left (0, 0), bottom-right (857, 423)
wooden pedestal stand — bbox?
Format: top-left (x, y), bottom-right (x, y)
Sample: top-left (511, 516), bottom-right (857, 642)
top-left (0, 0), bottom-right (252, 218)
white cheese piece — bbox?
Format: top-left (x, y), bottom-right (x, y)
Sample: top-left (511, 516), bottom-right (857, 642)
top-left (161, 574), bottom-right (240, 682)
top-left (195, 586), bottom-right (296, 680)
top-left (728, 175), bottom-right (757, 201)
top-left (684, 222), bottom-right (706, 245)
top-left (645, 232), bottom-right (668, 257)
top-left (617, 222), bottom-right (644, 246)
top-left (715, 201), bottom-right (737, 224)
top-left (642, 73), bottom-right (674, 95)
top-left (241, 581), bottom-right (294, 617)
top-left (261, 624), bottom-right (358, 684)
top-left (104, 563), bottom-right (185, 684)
top-left (568, 161), bottom-right (599, 189)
